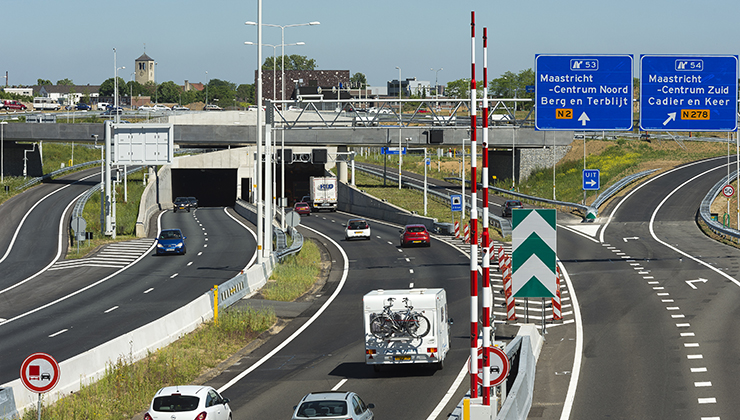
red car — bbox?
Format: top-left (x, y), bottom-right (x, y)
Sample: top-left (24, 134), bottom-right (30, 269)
top-left (2, 100), bottom-right (26, 110)
top-left (400, 224), bottom-right (431, 247)
top-left (294, 201), bottom-right (311, 216)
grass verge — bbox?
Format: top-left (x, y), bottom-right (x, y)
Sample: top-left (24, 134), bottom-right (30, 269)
top-left (261, 239), bottom-right (322, 301)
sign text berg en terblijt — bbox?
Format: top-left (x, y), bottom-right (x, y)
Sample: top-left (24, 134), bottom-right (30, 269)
top-left (535, 54), bottom-right (633, 131)
top-left (640, 55), bottom-right (738, 131)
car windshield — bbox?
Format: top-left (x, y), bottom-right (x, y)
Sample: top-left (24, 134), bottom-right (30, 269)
top-left (297, 400), bottom-right (348, 417)
top-left (159, 231), bottom-right (182, 240)
top-left (152, 395), bottom-right (199, 412)
top-left (349, 221), bottom-right (367, 229)
top-left (508, 201), bottom-right (522, 207)
top-left (407, 226), bottom-right (426, 233)
top-left (175, 198), bottom-right (188, 203)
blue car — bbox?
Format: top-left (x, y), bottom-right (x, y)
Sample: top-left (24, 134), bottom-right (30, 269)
top-left (156, 228), bottom-right (187, 255)
top-left (75, 103), bottom-right (91, 110)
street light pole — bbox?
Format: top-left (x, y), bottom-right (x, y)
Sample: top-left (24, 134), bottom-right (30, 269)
top-left (154, 62), bottom-right (158, 105)
top-left (396, 66), bottom-right (402, 189)
top-left (431, 67), bottom-right (442, 109)
top-left (0, 121), bottom-right (6, 184)
top-left (205, 70), bottom-right (209, 107)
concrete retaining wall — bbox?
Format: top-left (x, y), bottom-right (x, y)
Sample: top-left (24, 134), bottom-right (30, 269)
top-left (135, 166), bottom-right (172, 237)
top-left (337, 182), bottom-right (437, 230)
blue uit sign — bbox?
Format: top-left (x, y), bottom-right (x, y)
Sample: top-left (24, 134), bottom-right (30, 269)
top-left (640, 55), bottom-right (738, 131)
top-left (535, 54), bottom-right (633, 131)
top-left (582, 169), bottom-right (600, 191)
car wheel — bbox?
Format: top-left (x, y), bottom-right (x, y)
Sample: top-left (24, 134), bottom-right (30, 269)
top-left (173, 209), bottom-right (177, 213)
top-left (182, 248), bottom-right (186, 255)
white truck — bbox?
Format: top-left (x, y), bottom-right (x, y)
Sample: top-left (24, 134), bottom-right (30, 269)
top-left (309, 176), bottom-right (337, 212)
top-left (33, 97), bottom-right (61, 110)
top-left (364, 288), bottom-right (451, 371)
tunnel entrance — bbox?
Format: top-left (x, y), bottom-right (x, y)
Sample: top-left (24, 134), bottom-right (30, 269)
top-left (171, 168), bottom-right (237, 207)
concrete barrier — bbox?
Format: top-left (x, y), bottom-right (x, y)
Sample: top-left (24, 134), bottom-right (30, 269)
top-left (136, 166), bottom-right (172, 237)
top-left (337, 182), bottom-right (437, 230)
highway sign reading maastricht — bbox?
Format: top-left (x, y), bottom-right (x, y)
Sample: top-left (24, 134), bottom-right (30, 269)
top-left (640, 55), bottom-right (738, 131)
top-left (535, 54), bottom-right (633, 131)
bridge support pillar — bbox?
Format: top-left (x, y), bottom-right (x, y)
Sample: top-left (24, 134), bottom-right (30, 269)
top-left (337, 161), bottom-right (348, 183)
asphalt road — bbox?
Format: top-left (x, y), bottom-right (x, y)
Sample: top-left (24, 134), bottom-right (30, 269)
top-left (560, 156), bottom-right (740, 419)
top-left (212, 211), bottom-right (478, 420)
top-left (0, 206), bottom-right (256, 386)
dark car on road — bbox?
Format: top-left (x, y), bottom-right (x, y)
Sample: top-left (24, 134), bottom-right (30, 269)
top-left (156, 229), bottom-right (186, 255)
top-left (502, 200), bottom-right (523, 217)
top-left (186, 196), bottom-right (198, 209)
top-left (400, 224), bottom-right (431, 247)
top-left (173, 197), bottom-right (191, 213)
top-left (75, 103), bottom-right (91, 110)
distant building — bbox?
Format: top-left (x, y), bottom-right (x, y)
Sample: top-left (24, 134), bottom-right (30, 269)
top-left (387, 77), bottom-right (431, 97)
top-left (37, 85), bottom-right (100, 106)
top-left (2, 87), bottom-right (34, 97)
top-left (184, 80), bottom-right (204, 92)
top-left (135, 53), bottom-right (155, 85)
top-left (255, 69), bottom-right (350, 102)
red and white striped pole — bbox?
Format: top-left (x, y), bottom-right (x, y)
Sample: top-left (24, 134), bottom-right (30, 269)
top-left (480, 26), bottom-right (491, 406)
top-left (468, 10), bottom-right (479, 400)
top-left (553, 266), bottom-right (562, 321)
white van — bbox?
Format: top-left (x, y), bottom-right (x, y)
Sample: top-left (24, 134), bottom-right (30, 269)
top-left (33, 97), bottom-right (61, 110)
top-left (363, 288), bottom-right (451, 371)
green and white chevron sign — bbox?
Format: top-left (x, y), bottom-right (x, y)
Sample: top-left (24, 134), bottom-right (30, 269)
top-left (512, 209), bottom-right (556, 298)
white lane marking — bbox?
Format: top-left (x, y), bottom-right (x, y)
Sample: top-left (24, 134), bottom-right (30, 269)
top-left (0, 189), bottom-right (87, 297)
top-left (691, 367), bottom-right (708, 373)
top-left (657, 293), bottom-right (670, 296)
top-left (49, 329), bottom-right (68, 338)
top-left (331, 379), bottom-right (348, 391)
top-left (387, 241), bottom-right (394, 245)
top-left (687, 354), bottom-right (703, 360)
top-left (653, 287), bottom-right (665, 290)
top-left (698, 398), bottom-right (716, 404)
top-left (676, 323), bottom-right (691, 327)
top-left (671, 314), bottom-right (685, 318)
top-left (104, 306), bottom-right (119, 313)
top-left (661, 299), bottom-right (674, 303)
top-left (218, 223), bottom-right (350, 393)
top-left (0, 172), bottom-right (97, 265)
top-left (700, 417), bottom-right (721, 420)
top-left (666, 307), bottom-right (680, 310)
top-left (409, 282), bottom-right (414, 288)
top-left (405, 258), bottom-right (410, 262)
top-left (409, 269), bottom-right (414, 274)
top-left (170, 273), bottom-right (179, 278)
top-left (643, 276), bottom-right (654, 279)
top-left (204, 232), bottom-right (208, 236)
top-left (205, 238), bottom-right (208, 241)
top-left (684, 343), bottom-right (700, 348)
top-left (649, 281), bottom-right (660, 285)
top-left (198, 252), bottom-right (203, 256)
top-left (204, 244), bottom-right (208, 248)
top-left (557, 261), bottom-right (583, 420)
top-left (694, 381), bottom-right (712, 387)
top-left (376, 236), bottom-right (382, 239)
top-left (144, 288), bottom-right (154, 294)
top-left (187, 262), bottom-right (193, 266)
top-left (680, 332), bottom-right (695, 337)
top-left (398, 249), bottom-right (403, 252)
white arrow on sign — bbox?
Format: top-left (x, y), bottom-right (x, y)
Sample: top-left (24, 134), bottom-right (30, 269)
top-left (685, 278), bottom-right (707, 290)
top-left (662, 112), bottom-right (676, 126)
top-left (622, 237), bottom-right (639, 242)
top-left (578, 112), bottom-right (590, 126)
top-left (585, 179), bottom-right (597, 187)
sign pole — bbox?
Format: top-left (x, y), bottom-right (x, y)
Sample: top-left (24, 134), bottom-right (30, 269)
top-left (468, 10), bottom-right (478, 399)
top-left (481, 26), bottom-right (492, 406)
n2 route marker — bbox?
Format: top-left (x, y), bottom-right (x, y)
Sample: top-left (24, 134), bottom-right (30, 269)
top-left (640, 55), bottom-right (738, 131)
top-left (535, 54), bottom-right (633, 131)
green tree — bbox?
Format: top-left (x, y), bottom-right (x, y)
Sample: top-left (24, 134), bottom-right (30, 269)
top-left (37, 79), bottom-right (52, 86)
top-left (446, 78), bottom-right (471, 98)
top-left (56, 78), bottom-right (74, 86)
top-left (181, 89), bottom-right (201, 105)
top-left (142, 81), bottom-right (157, 98)
top-left (489, 68), bottom-right (535, 109)
top-left (207, 79), bottom-right (237, 107)
top-left (263, 54), bottom-right (317, 71)
top-left (157, 81), bottom-right (182, 103)
top-left (126, 80), bottom-right (146, 97)
top-left (99, 77), bottom-right (128, 96)
top-left (350, 72), bottom-right (367, 89)
top-left (237, 83), bottom-right (255, 103)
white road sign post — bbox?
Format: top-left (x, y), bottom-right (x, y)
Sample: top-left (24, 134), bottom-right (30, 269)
top-left (20, 352), bottom-right (60, 420)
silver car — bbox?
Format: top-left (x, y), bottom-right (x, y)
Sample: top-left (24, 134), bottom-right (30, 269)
top-left (144, 385), bottom-right (231, 420)
top-left (292, 391), bottom-right (374, 420)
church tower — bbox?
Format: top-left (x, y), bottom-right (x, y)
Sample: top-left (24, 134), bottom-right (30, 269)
top-left (135, 53), bottom-right (155, 84)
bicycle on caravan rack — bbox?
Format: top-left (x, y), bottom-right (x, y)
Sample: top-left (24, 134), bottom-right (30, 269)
top-left (369, 297), bottom-right (431, 339)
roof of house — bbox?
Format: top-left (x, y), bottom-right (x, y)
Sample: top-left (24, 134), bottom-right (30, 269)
top-left (136, 53), bottom-right (154, 62)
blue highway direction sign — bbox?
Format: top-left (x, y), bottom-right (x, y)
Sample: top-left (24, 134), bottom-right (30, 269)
top-left (640, 55), bottom-right (738, 131)
top-left (583, 169), bottom-right (600, 190)
top-left (381, 147), bottom-right (406, 155)
top-left (535, 54), bottom-right (633, 131)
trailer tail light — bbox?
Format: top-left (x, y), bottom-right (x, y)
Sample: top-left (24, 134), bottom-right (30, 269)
top-left (427, 347), bottom-right (437, 353)
top-left (366, 349), bottom-right (376, 355)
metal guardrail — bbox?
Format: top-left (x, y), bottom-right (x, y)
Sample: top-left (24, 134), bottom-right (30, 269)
top-left (17, 159), bottom-right (102, 190)
top-left (277, 226), bottom-right (304, 259)
top-left (70, 166), bottom-right (143, 231)
top-left (591, 169), bottom-right (659, 210)
top-left (700, 169), bottom-right (740, 240)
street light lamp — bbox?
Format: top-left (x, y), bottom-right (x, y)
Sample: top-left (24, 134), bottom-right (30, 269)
top-left (205, 70), bottom-right (208, 107)
top-left (395, 66), bottom-right (402, 189)
top-left (115, 65), bottom-right (125, 124)
top-left (431, 67), bottom-right (443, 109)
top-left (154, 62), bottom-right (158, 105)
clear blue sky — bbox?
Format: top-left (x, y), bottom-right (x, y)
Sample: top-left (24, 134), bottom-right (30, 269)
top-left (2, 0), bottom-right (739, 89)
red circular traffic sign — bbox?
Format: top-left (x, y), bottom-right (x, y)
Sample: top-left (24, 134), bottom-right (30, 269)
top-left (723, 184), bottom-right (735, 198)
top-left (20, 353), bottom-right (60, 393)
top-left (476, 346), bottom-right (511, 386)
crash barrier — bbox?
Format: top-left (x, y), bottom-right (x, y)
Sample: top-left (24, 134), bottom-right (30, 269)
top-left (16, 160), bottom-right (102, 190)
top-left (700, 169), bottom-right (740, 240)
top-left (590, 169), bottom-right (659, 210)
top-left (3, 199), bottom-right (284, 418)
top-left (448, 325), bottom-right (543, 420)
top-left (70, 166), bottom-right (144, 228)
top-left (352, 165), bottom-right (508, 235)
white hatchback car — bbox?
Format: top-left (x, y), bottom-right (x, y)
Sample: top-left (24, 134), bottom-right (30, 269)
top-left (292, 391), bottom-right (374, 420)
top-left (345, 219), bottom-right (371, 241)
top-left (144, 385), bottom-right (231, 420)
